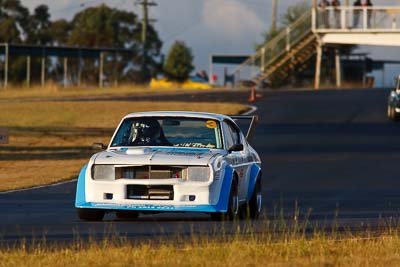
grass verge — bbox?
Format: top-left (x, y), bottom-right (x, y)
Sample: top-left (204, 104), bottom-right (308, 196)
top-left (1, 229), bottom-right (400, 266)
top-left (0, 100), bottom-right (247, 191)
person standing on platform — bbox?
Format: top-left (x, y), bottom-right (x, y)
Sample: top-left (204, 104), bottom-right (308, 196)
top-left (319, 0), bottom-right (330, 29)
top-left (365, 0), bottom-right (372, 29)
top-left (362, 0), bottom-right (373, 28)
top-left (353, 0), bottom-right (361, 28)
top-left (331, 0), bottom-right (341, 29)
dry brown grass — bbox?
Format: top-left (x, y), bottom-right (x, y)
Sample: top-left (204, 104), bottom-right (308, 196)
top-left (0, 101), bottom-right (246, 128)
top-left (0, 84), bottom-right (227, 100)
top-left (0, 101), bottom-right (247, 191)
top-left (2, 233), bottom-right (400, 266)
top-left (0, 159), bottom-right (87, 190)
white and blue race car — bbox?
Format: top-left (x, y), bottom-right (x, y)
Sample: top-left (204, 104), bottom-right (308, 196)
top-left (387, 75), bottom-right (400, 121)
top-left (75, 111), bottom-right (262, 221)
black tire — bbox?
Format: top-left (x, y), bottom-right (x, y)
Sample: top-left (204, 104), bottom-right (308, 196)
top-left (248, 177), bottom-right (262, 219)
top-left (77, 208), bottom-right (105, 221)
top-left (394, 109), bottom-right (400, 121)
top-left (388, 105), bottom-right (399, 121)
top-left (211, 176), bottom-right (239, 221)
top-left (239, 176), bottom-right (262, 220)
top-left (210, 211), bottom-right (224, 221)
top-left (389, 106), bottom-right (395, 121)
top-left (115, 211), bottom-right (139, 220)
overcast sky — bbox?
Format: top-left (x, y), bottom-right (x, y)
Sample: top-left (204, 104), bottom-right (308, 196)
top-left (21, 0), bottom-right (278, 70)
top-left (21, 0), bottom-right (400, 86)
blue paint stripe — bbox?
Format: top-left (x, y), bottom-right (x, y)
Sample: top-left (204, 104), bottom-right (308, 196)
top-left (213, 165), bottom-right (234, 212)
top-left (150, 147), bottom-right (210, 153)
top-left (76, 202), bottom-right (219, 212)
top-left (75, 164), bottom-right (88, 207)
top-left (247, 164), bottom-right (261, 199)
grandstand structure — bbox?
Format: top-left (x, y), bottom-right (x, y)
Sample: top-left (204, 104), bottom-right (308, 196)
top-left (230, 5), bottom-right (400, 89)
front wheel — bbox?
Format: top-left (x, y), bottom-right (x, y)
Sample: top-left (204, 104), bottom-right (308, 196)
top-left (210, 177), bottom-right (239, 221)
top-left (248, 177), bottom-right (262, 219)
top-left (77, 208), bottom-right (105, 221)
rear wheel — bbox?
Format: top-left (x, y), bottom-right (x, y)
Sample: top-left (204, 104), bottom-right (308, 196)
top-left (115, 211), bottom-right (139, 220)
top-left (211, 176), bottom-right (239, 221)
top-left (77, 208), bottom-right (105, 221)
top-left (394, 108), bottom-right (400, 121)
top-left (388, 105), bottom-right (399, 121)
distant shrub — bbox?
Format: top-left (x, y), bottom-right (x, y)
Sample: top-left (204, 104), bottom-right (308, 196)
top-left (163, 41), bottom-right (194, 82)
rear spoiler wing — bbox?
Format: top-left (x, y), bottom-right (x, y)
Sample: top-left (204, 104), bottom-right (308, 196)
top-left (229, 115), bottom-right (259, 142)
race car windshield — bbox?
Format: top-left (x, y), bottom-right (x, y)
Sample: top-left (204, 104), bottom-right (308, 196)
top-left (111, 117), bottom-right (223, 149)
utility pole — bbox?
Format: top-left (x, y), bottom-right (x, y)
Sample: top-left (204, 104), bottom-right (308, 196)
top-left (137, 0), bottom-right (157, 80)
top-left (271, 0), bottom-right (277, 33)
top-left (4, 43), bottom-right (8, 88)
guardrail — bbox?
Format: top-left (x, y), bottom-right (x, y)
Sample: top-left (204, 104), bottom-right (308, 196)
top-left (313, 6), bottom-right (400, 32)
top-left (231, 10), bottom-right (312, 86)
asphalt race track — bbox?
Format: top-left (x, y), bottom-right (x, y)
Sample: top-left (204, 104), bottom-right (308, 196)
top-left (2, 88), bottom-right (400, 244)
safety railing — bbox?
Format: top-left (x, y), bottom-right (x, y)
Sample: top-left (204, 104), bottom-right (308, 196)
top-left (313, 6), bottom-right (400, 32)
top-left (230, 6), bottom-right (400, 87)
top-left (231, 10), bottom-right (312, 87)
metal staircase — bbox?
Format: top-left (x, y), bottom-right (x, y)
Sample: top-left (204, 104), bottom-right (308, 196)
top-left (260, 34), bottom-right (316, 86)
top-left (231, 6), bottom-right (400, 89)
top-left (232, 11), bottom-right (316, 87)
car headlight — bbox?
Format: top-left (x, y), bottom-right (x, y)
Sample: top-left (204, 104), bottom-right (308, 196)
top-left (186, 167), bottom-right (210, 182)
top-left (92, 165), bottom-right (115, 180)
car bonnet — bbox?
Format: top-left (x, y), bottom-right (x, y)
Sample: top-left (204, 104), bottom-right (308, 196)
top-left (94, 147), bottom-right (222, 166)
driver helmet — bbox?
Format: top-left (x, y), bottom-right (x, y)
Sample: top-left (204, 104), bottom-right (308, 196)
top-left (130, 119), bottom-right (161, 144)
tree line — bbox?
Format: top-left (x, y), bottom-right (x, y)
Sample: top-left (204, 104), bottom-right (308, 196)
top-left (0, 0), bottom-right (163, 85)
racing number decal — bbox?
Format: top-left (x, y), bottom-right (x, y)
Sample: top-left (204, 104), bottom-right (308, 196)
top-left (206, 120), bottom-right (217, 129)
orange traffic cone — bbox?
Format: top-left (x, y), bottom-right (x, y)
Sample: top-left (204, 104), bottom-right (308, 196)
top-left (248, 86), bottom-right (256, 103)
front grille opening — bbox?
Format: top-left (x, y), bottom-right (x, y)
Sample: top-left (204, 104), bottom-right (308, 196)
top-left (127, 185), bottom-right (174, 200)
top-left (116, 166), bottom-right (186, 179)
top-left (151, 166), bottom-right (184, 179)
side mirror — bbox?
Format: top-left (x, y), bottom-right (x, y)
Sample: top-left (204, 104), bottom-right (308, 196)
top-left (228, 143), bottom-right (244, 153)
top-left (92, 142), bottom-right (107, 150)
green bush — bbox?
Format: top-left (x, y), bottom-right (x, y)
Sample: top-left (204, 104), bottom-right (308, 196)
top-left (163, 41), bottom-right (194, 82)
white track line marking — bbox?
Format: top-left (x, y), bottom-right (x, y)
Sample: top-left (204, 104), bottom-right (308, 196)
top-left (243, 105), bottom-right (258, 115)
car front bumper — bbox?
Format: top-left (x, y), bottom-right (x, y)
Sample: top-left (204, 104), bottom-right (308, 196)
top-left (75, 164), bottom-right (234, 213)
